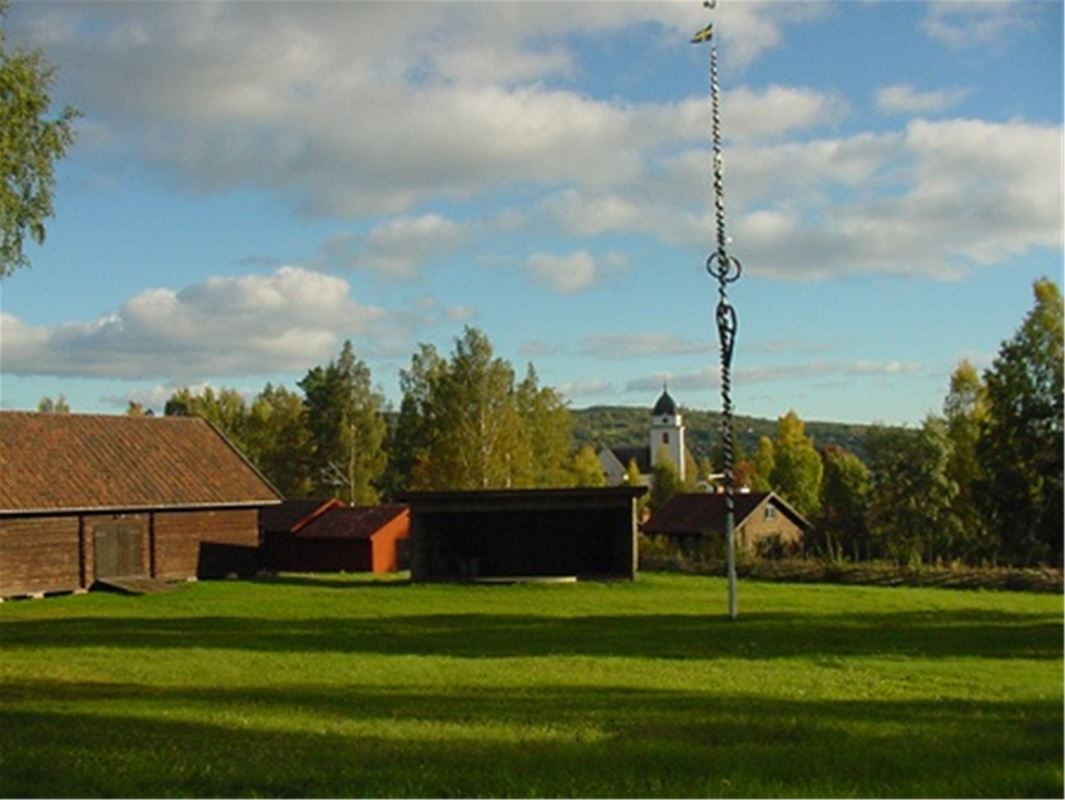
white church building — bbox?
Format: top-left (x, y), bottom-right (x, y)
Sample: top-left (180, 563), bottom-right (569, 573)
top-left (597, 388), bottom-right (689, 486)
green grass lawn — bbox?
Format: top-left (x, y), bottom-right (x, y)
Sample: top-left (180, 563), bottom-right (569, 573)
top-left (1, 572), bottom-right (1061, 798)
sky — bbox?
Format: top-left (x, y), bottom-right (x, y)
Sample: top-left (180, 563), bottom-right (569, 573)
top-left (0, 0), bottom-right (1061, 426)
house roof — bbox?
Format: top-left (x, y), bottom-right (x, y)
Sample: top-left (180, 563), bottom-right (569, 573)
top-left (0, 411), bottom-right (281, 514)
top-left (260, 498), bottom-right (340, 534)
top-left (642, 491), bottom-right (811, 536)
top-left (295, 504), bottom-right (409, 539)
top-left (610, 446), bottom-right (651, 474)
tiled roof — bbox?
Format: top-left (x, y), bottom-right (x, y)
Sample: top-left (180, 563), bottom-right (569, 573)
top-left (642, 492), bottom-right (810, 536)
top-left (260, 498), bottom-right (339, 534)
top-left (296, 505), bottom-right (409, 539)
top-left (0, 412), bottom-right (281, 514)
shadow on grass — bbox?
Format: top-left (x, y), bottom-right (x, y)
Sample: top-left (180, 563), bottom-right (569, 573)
top-left (0, 681), bottom-right (1060, 797)
top-left (1, 609), bottom-right (1060, 660)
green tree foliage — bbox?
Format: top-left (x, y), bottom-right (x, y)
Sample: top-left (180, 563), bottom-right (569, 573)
top-left (816, 445), bottom-right (871, 560)
top-left (943, 360), bottom-right (994, 562)
top-left (245, 383), bottom-right (313, 498)
top-left (390, 328), bottom-right (578, 492)
top-left (165, 386), bottom-right (248, 451)
top-left (1, 3), bottom-right (78, 277)
top-left (770, 411), bottom-right (823, 518)
top-left (299, 340), bottom-right (386, 504)
top-left (649, 447), bottom-right (683, 512)
top-left (569, 445), bottom-right (606, 488)
top-left (387, 343), bottom-right (446, 495)
top-left (516, 364), bottom-right (573, 487)
top-left (683, 449), bottom-right (699, 489)
top-left (36, 393), bottom-right (69, 412)
top-left (428, 328), bottom-right (527, 490)
top-left (751, 436), bottom-right (775, 492)
top-left (867, 419), bottom-right (958, 565)
top-left (978, 279), bottom-right (1064, 565)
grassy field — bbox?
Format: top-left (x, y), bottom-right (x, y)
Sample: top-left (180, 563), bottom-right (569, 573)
top-left (0, 572), bottom-right (1061, 798)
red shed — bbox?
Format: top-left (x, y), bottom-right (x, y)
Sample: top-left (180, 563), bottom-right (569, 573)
top-left (0, 411), bottom-right (281, 597)
top-left (261, 500), bottom-right (410, 574)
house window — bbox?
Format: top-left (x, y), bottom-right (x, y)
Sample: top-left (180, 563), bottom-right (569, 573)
top-left (764, 506), bottom-right (776, 520)
top-left (662, 432), bottom-right (669, 444)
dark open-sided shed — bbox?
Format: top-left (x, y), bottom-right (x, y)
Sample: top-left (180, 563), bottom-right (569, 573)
top-left (400, 487), bottom-right (646, 582)
top-left (0, 412), bottom-right (281, 597)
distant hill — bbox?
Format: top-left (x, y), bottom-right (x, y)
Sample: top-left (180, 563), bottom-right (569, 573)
top-left (571, 405), bottom-right (878, 464)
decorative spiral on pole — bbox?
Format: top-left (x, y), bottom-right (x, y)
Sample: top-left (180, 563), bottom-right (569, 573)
top-left (693, 0), bottom-right (740, 619)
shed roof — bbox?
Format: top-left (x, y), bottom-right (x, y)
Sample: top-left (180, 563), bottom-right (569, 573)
top-left (0, 411), bottom-right (281, 514)
top-left (296, 504), bottom-right (409, 539)
top-left (642, 491), bottom-right (811, 536)
top-left (261, 498), bottom-right (340, 534)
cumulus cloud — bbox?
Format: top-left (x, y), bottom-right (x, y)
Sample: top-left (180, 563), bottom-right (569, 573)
top-left (876, 84), bottom-right (970, 115)
top-left (540, 117), bottom-right (1062, 282)
top-left (319, 214), bottom-right (465, 279)
top-left (9, 2), bottom-right (830, 219)
top-left (526, 250), bottom-right (607, 294)
top-left (922, 2), bottom-right (1040, 49)
top-left (0, 267), bottom-right (395, 380)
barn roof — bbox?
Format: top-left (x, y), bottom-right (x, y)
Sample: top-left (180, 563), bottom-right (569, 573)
top-left (642, 491), bottom-right (811, 536)
top-left (296, 504), bottom-right (409, 539)
top-left (0, 412), bottom-right (281, 514)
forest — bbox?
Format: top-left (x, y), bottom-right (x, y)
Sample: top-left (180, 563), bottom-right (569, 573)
top-left (38, 278), bottom-right (1064, 568)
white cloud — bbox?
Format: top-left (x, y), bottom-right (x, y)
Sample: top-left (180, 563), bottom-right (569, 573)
top-left (876, 84), bottom-right (970, 115)
top-left (922, 2), bottom-right (1040, 49)
top-left (542, 117), bottom-right (1062, 282)
top-left (320, 214), bottom-right (465, 279)
top-left (11, 2), bottom-right (830, 219)
top-left (580, 334), bottom-right (711, 360)
top-left (526, 250), bottom-right (603, 294)
top-left (0, 267), bottom-right (396, 380)
top-left (624, 358), bottom-right (926, 393)
top-left (558, 378), bottom-right (615, 399)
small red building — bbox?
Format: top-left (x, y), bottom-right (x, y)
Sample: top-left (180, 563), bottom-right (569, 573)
top-left (261, 500), bottom-right (410, 573)
top-left (0, 411), bottom-right (281, 597)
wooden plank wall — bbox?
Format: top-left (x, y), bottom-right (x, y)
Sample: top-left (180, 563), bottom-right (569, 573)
top-left (0, 517), bottom-right (81, 596)
top-left (154, 509), bottom-right (259, 580)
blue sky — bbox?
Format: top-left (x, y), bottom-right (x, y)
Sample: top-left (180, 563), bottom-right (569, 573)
top-left (1, 0), bottom-right (1061, 425)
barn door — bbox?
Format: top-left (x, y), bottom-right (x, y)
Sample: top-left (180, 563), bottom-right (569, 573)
top-left (94, 520), bottom-right (145, 579)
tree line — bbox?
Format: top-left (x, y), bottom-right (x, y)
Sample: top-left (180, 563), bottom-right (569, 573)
top-left (35, 279), bottom-right (1061, 568)
top-left (159, 328), bottom-right (606, 503)
top-left (732, 279), bottom-right (1061, 568)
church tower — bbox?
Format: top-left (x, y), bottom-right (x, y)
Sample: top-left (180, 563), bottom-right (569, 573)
top-left (649, 386), bottom-right (685, 481)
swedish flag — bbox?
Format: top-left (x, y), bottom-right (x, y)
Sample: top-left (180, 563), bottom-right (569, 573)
top-left (690, 22), bottom-right (714, 43)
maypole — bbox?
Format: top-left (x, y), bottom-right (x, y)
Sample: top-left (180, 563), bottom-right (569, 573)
top-left (692, 0), bottom-right (741, 619)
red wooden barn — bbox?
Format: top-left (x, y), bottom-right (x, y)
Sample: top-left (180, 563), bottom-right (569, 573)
top-left (0, 411), bottom-right (281, 598)
top-left (261, 500), bottom-right (410, 573)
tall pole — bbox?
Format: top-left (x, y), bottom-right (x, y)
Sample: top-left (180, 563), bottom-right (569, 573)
top-left (693, 1), bottom-right (741, 619)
